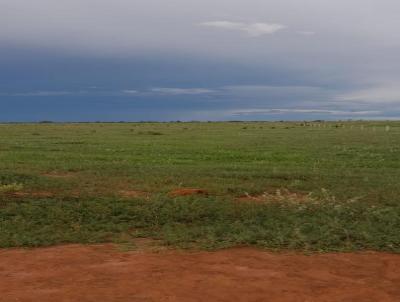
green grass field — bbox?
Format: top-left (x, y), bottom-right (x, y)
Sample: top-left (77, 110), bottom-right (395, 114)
top-left (1, 121), bottom-right (400, 252)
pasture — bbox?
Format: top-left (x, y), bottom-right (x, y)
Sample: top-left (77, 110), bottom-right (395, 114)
top-left (1, 121), bottom-right (400, 252)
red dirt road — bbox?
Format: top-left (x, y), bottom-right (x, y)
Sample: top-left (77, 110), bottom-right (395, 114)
top-left (1, 244), bottom-right (399, 302)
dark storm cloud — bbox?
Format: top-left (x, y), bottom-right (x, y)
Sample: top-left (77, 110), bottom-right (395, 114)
top-left (1, 0), bottom-right (400, 120)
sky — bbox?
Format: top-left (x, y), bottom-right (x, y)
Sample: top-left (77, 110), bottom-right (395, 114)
top-left (1, 0), bottom-right (400, 121)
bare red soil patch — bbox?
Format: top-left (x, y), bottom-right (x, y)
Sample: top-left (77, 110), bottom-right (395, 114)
top-left (0, 244), bottom-right (399, 302)
top-left (169, 188), bottom-right (209, 197)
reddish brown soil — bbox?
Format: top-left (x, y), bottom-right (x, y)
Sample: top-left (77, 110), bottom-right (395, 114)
top-left (1, 244), bottom-right (399, 302)
top-left (169, 188), bottom-right (209, 197)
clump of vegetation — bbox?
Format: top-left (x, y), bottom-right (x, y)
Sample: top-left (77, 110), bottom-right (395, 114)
top-left (38, 120), bottom-right (54, 124)
top-left (138, 131), bottom-right (164, 135)
top-left (0, 182), bottom-right (24, 193)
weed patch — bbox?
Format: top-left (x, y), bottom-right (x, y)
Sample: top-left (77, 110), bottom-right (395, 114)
top-left (0, 183), bottom-right (24, 193)
top-left (0, 197), bottom-right (399, 252)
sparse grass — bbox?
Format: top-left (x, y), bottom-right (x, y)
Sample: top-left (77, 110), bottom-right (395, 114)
top-left (0, 121), bottom-right (399, 251)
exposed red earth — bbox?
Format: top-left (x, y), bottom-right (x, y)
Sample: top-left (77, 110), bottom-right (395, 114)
top-left (1, 244), bottom-right (399, 302)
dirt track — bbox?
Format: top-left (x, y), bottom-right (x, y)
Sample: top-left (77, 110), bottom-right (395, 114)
top-left (1, 244), bottom-right (399, 302)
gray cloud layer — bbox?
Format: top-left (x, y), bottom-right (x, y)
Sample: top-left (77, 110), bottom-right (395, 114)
top-left (1, 0), bottom-right (400, 120)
